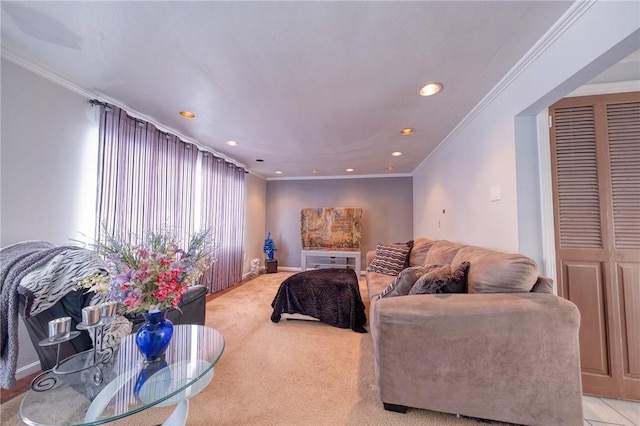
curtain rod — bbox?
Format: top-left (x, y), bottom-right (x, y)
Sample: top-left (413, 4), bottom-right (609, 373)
top-left (89, 99), bottom-right (245, 171)
top-left (88, 99), bottom-right (112, 112)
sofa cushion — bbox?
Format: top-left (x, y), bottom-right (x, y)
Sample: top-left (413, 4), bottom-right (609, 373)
top-left (452, 246), bottom-right (538, 293)
top-left (409, 262), bottom-right (470, 295)
top-left (366, 243), bottom-right (411, 276)
top-left (425, 240), bottom-right (464, 265)
top-left (366, 271), bottom-right (395, 301)
top-left (380, 265), bottom-right (440, 298)
top-left (408, 238), bottom-right (436, 267)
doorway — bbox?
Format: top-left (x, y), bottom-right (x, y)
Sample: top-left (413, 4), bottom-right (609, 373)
top-left (549, 91), bottom-right (639, 401)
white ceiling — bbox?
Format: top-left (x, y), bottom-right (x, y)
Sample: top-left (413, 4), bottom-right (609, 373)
top-left (1, 1), bottom-right (576, 179)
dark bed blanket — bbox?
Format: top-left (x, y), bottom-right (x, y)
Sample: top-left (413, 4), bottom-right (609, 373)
top-left (270, 268), bottom-right (367, 333)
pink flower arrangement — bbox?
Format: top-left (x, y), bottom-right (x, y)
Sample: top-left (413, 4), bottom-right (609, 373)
top-left (81, 229), bottom-right (214, 314)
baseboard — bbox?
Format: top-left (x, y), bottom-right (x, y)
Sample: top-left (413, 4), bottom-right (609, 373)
top-left (277, 266), bottom-right (302, 272)
top-left (242, 271), bottom-right (258, 280)
top-left (15, 361), bottom-right (41, 380)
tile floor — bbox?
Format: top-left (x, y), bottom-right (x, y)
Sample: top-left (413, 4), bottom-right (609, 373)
top-left (583, 395), bottom-right (640, 426)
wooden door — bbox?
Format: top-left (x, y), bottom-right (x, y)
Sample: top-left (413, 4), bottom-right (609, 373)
top-left (550, 91), bottom-right (640, 401)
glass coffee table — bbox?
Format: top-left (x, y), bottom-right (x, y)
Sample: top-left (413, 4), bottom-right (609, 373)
top-left (20, 325), bottom-right (225, 426)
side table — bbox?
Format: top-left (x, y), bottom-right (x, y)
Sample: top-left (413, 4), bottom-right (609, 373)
top-left (266, 259), bottom-right (278, 273)
top-left (301, 250), bottom-right (361, 275)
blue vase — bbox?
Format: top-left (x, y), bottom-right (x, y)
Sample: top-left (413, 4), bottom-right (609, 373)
top-left (135, 310), bottom-right (174, 363)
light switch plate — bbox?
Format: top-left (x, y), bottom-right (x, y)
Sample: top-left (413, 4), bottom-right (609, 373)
top-left (490, 185), bottom-right (501, 202)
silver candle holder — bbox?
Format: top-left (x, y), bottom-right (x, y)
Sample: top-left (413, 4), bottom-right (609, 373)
top-left (77, 302), bottom-right (119, 365)
top-left (32, 301), bottom-right (120, 392)
top-left (48, 317), bottom-right (71, 341)
top-left (82, 305), bottom-right (102, 326)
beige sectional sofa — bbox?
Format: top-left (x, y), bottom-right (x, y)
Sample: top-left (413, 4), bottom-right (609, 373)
top-left (365, 238), bottom-right (583, 425)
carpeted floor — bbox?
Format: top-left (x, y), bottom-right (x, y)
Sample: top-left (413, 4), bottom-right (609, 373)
top-left (1, 272), bottom-right (502, 426)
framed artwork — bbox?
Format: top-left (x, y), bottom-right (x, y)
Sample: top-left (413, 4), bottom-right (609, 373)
top-left (300, 207), bottom-right (362, 250)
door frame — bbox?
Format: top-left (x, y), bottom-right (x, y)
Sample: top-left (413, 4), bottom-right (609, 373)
top-left (535, 81), bottom-right (639, 295)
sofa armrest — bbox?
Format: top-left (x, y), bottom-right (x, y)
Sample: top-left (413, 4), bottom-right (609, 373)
top-left (371, 293), bottom-right (583, 425)
top-left (180, 284), bottom-right (207, 306)
top-left (168, 284), bottom-right (207, 326)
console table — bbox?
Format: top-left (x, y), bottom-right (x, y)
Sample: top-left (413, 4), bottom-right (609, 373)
top-left (301, 250), bottom-right (361, 275)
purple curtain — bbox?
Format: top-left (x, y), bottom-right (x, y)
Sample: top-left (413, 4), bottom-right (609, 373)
top-left (94, 102), bottom-right (246, 293)
top-left (199, 152), bottom-right (246, 293)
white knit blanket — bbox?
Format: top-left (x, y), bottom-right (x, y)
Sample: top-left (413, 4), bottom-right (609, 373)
top-left (20, 249), bottom-right (106, 317)
top-left (0, 241), bottom-right (105, 388)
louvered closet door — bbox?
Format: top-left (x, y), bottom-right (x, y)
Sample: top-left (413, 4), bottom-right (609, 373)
top-left (550, 91), bottom-right (640, 401)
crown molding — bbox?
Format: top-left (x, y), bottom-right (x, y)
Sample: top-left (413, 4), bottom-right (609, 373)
top-left (266, 173), bottom-right (411, 181)
top-left (1, 47), bottom-right (247, 170)
top-left (412, 0), bottom-right (596, 175)
top-left (2, 47), bottom-right (99, 99)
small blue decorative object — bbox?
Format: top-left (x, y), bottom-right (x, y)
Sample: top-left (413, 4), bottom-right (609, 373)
top-left (263, 232), bottom-right (277, 260)
top-left (135, 310), bottom-right (174, 363)
top-left (133, 358), bottom-right (168, 399)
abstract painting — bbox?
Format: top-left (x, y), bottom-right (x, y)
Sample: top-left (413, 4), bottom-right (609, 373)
top-left (301, 207), bottom-right (362, 250)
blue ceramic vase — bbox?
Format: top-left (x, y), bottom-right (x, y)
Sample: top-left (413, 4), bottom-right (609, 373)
top-left (135, 310), bottom-right (174, 363)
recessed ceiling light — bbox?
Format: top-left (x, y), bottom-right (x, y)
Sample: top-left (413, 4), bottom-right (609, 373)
top-left (386, 166), bottom-right (394, 171)
top-left (400, 128), bottom-right (415, 135)
top-left (226, 140), bottom-right (238, 146)
top-left (256, 159), bottom-right (264, 162)
top-left (419, 82), bottom-right (443, 97)
top-left (311, 169), bottom-right (319, 174)
top-left (346, 168), bottom-right (354, 172)
top-left (392, 151), bottom-right (403, 157)
top-left (275, 170), bottom-right (283, 174)
top-left (179, 111), bottom-right (196, 119)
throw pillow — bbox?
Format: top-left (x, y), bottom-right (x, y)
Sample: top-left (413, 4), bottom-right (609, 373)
top-left (366, 243), bottom-right (411, 276)
top-left (380, 265), bottom-right (441, 298)
top-left (409, 261), bottom-right (470, 295)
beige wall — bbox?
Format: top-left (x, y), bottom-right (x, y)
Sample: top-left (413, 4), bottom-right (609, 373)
top-left (266, 177), bottom-right (413, 270)
top-left (1, 58), bottom-right (101, 378)
top-left (244, 173), bottom-right (267, 276)
top-left (1, 59), bottom-right (98, 247)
